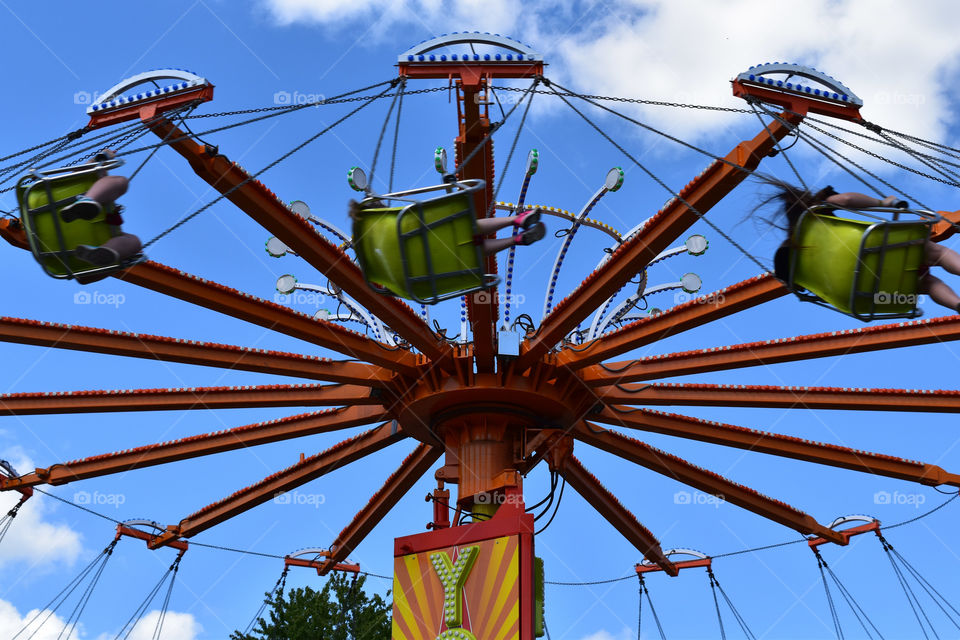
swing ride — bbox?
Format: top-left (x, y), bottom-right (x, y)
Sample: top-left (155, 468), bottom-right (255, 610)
top-left (2, 32), bottom-right (960, 638)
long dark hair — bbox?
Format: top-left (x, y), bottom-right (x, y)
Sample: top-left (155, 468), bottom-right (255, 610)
top-left (750, 174), bottom-right (834, 233)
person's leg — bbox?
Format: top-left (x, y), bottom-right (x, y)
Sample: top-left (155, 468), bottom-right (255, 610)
top-left (482, 222), bottom-right (546, 254)
top-left (925, 240), bottom-right (960, 276)
top-left (86, 175), bottom-right (128, 205)
top-left (919, 274), bottom-right (960, 312)
top-left (476, 216), bottom-right (517, 234)
top-left (482, 236), bottom-right (515, 254)
top-left (102, 232), bottom-right (142, 260)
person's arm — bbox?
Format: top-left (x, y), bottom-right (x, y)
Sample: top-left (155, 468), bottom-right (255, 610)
top-left (825, 192), bottom-right (906, 208)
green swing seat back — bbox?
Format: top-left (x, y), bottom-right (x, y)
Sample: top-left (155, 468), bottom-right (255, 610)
top-left (16, 167), bottom-right (116, 278)
top-left (353, 190), bottom-right (485, 304)
top-left (790, 212), bottom-right (929, 319)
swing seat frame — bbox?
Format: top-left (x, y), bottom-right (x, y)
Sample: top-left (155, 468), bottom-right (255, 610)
top-left (16, 158), bottom-right (143, 280)
top-left (786, 205), bottom-right (940, 321)
top-left (352, 178), bottom-right (499, 305)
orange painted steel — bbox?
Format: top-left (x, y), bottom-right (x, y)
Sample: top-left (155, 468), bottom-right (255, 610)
top-left (149, 422), bottom-right (406, 548)
top-left (0, 407), bottom-right (388, 490)
top-left (598, 383), bottom-right (960, 412)
top-left (583, 314), bottom-right (960, 385)
top-left (117, 524), bottom-right (189, 554)
top-left (319, 443), bottom-right (442, 575)
top-left (86, 85), bottom-right (214, 130)
top-left (118, 260), bottom-right (419, 373)
top-left (286, 554), bottom-right (360, 575)
top-left (931, 209), bottom-right (960, 242)
top-left (0, 316), bottom-right (392, 386)
top-left (636, 557), bottom-right (711, 575)
top-left (0, 383), bottom-right (380, 415)
top-left (454, 80), bottom-right (497, 374)
top-left (517, 113), bottom-right (805, 372)
top-left (591, 407), bottom-right (960, 487)
top-left (552, 452), bottom-right (678, 576)
top-left (807, 520), bottom-right (880, 548)
top-left (558, 274), bottom-right (789, 369)
top-left (143, 117), bottom-right (450, 366)
top-left (572, 422), bottom-right (846, 545)
top-left (731, 80), bottom-right (863, 122)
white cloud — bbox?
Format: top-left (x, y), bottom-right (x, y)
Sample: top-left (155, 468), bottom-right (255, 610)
top-left (578, 629), bottom-right (632, 640)
top-left (0, 598), bottom-right (84, 640)
top-left (0, 600), bottom-right (201, 640)
top-left (99, 610), bottom-right (203, 640)
top-left (258, 0), bottom-right (960, 146)
top-left (0, 447), bottom-right (83, 571)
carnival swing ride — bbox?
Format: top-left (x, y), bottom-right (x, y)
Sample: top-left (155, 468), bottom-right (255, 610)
top-left (3, 33), bottom-right (960, 639)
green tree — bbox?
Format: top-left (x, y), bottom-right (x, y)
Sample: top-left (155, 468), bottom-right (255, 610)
top-left (231, 572), bottom-right (391, 640)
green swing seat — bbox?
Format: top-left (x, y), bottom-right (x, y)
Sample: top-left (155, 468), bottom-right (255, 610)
top-left (16, 159), bottom-right (135, 280)
top-left (786, 206), bottom-right (939, 321)
top-left (352, 179), bottom-right (498, 304)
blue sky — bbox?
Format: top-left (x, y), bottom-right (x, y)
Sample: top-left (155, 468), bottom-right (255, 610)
top-left (2, 1), bottom-right (960, 638)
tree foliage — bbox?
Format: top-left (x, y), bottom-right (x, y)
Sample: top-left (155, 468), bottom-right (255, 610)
top-left (231, 572), bottom-right (391, 640)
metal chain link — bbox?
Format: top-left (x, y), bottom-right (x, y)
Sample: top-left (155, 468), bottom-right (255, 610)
top-left (490, 84), bottom-right (752, 114)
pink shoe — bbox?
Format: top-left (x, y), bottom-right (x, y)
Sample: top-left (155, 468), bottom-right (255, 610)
top-left (513, 209), bottom-right (541, 229)
top-left (514, 221), bottom-right (546, 246)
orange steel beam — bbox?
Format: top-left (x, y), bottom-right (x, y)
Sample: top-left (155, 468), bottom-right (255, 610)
top-left (456, 80), bottom-right (497, 373)
top-left (554, 454), bottom-right (678, 575)
top-left (517, 113), bottom-right (803, 371)
top-left (116, 524), bottom-right (189, 553)
top-left (319, 442), bottom-right (442, 575)
top-left (931, 209), bottom-right (960, 242)
top-left (144, 117), bottom-right (449, 365)
top-left (117, 261), bottom-right (418, 374)
top-left (286, 555), bottom-right (360, 575)
top-left (592, 407), bottom-right (960, 487)
top-left (0, 383), bottom-right (380, 415)
top-left (0, 407), bottom-right (388, 490)
top-left (572, 422), bottom-right (845, 544)
top-left (558, 275), bottom-right (788, 369)
top-left (149, 421), bottom-right (406, 547)
top-left (0, 317), bottom-right (392, 387)
top-left (597, 383), bottom-right (960, 412)
top-left (584, 314), bottom-right (960, 385)
top-left (635, 558), bottom-right (711, 575)
top-left (808, 521), bottom-right (880, 548)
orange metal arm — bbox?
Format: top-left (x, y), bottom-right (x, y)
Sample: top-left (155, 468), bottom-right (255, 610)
top-left (593, 407), bottom-right (960, 487)
top-left (117, 261), bottom-right (418, 373)
top-left (518, 113), bottom-right (803, 371)
top-left (554, 453), bottom-right (678, 576)
top-left (584, 315), bottom-right (960, 385)
top-left (597, 383), bottom-right (960, 412)
top-left (456, 80), bottom-right (497, 374)
top-left (116, 524), bottom-right (189, 554)
top-left (0, 383), bottom-right (380, 415)
top-left (931, 210), bottom-right (960, 242)
top-left (149, 422), bottom-right (406, 548)
top-left (558, 275), bottom-right (788, 370)
top-left (319, 443), bottom-right (442, 575)
top-left (0, 407), bottom-right (388, 490)
top-left (0, 317), bottom-right (393, 386)
top-left (144, 117), bottom-right (449, 365)
top-left (572, 422), bottom-right (845, 544)
top-left (286, 554), bottom-right (360, 575)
